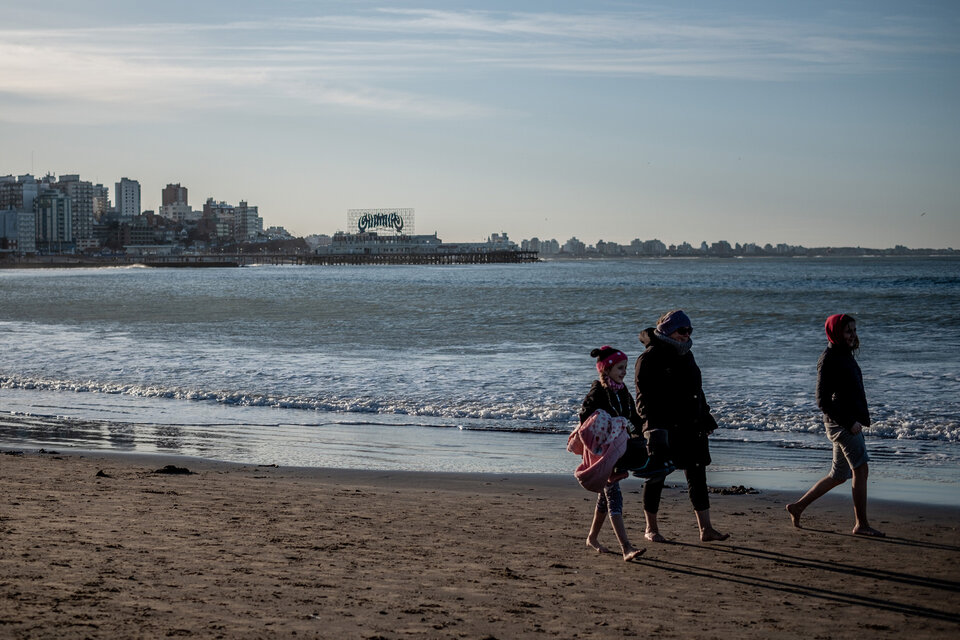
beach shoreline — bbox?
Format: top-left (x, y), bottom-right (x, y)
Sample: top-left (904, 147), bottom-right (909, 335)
top-left (2, 448), bottom-right (958, 639)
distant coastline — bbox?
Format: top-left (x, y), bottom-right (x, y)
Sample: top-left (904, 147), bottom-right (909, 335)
top-left (541, 248), bottom-right (959, 259)
top-left (525, 241), bottom-right (958, 259)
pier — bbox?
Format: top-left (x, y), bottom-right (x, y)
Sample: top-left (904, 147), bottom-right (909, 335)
top-left (303, 250), bottom-right (538, 266)
top-left (0, 250), bottom-right (538, 269)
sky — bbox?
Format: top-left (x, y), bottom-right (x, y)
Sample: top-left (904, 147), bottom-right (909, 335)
top-left (1, 0), bottom-right (958, 248)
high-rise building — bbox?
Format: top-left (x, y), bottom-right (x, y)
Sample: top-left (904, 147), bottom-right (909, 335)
top-left (234, 201), bottom-right (263, 242)
top-left (92, 184), bottom-right (110, 220)
top-left (0, 175), bottom-right (17, 210)
top-left (0, 210), bottom-right (36, 255)
top-left (160, 183), bottom-right (192, 223)
top-left (202, 198), bottom-right (235, 242)
top-left (162, 183), bottom-right (188, 207)
top-left (53, 175), bottom-right (105, 252)
top-left (115, 177), bottom-right (141, 217)
top-left (34, 188), bottom-right (73, 253)
top-left (0, 174), bottom-right (40, 213)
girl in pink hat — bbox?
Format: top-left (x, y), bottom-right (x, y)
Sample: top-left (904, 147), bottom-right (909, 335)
top-left (571, 346), bottom-right (646, 561)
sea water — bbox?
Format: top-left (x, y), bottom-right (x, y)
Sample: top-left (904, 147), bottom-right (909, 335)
top-left (1, 257), bottom-right (958, 505)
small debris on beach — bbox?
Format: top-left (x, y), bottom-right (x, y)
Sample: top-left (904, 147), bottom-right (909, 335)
top-left (96, 469), bottom-right (112, 478)
top-left (708, 485), bottom-right (759, 495)
top-left (2, 450), bottom-right (24, 456)
top-left (38, 449), bottom-right (60, 455)
top-left (153, 465), bottom-right (193, 475)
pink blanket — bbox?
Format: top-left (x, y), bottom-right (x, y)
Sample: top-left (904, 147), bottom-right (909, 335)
top-left (566, 409), bottom-right (629, 492)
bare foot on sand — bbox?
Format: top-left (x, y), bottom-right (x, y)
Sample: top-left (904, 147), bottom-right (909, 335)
top-left (700, 527), bottom-right (730, 542)
top-left (853, 525), bottom-right (886, 538)
top-left (586, 538), bottom-right (611, 554)
top-left (785, 503), bottom-right (803, 528)
top-left (623, 547), bottom-right (646, 562)
top-left (644, 531), bottom-right (667, 543)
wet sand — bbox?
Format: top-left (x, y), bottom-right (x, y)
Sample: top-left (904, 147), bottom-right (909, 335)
top-left (1, 449), bottom-right (958, 639)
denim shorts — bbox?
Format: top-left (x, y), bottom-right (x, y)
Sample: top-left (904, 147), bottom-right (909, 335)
top-left (825, 423), bottom-right (869, 481)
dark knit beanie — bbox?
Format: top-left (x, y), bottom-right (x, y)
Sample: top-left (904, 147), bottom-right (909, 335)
top-left (656, 309), bottom-right (692, 336)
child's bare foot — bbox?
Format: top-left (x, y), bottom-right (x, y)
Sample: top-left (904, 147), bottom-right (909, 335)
top-left (700, 527), bottom-right (730, 542)
top-left (586, 538), bottom-right (611, 553)
top-left (785, 503), bottom-right (803, 528)
top-left (622, 547), bottom-right (646, 561)
top-left (852, 525), bottom-right (885, 537)
top-left (644, 531), bottom-right (667, 543)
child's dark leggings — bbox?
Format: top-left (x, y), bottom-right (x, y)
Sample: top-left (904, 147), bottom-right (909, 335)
top-left (641, 463), bottom-right (710, 513)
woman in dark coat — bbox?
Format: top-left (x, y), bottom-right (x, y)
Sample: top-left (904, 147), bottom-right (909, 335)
top-left (634, 309), bottom-right (729, 542)
top-left (786, 314), bottom-right (884, 537)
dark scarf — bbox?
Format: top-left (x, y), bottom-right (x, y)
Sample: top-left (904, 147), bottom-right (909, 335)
top-left (653, 329), bottom-right (693, 356)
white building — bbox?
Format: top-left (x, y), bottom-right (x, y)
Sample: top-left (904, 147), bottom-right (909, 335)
top-left (115, 177), bottom-right (141, 218)
top-left (160, 202), bottom-right (195, 224)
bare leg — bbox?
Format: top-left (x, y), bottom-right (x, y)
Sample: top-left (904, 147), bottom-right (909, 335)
top-left (695, 508), bottom-right (729, 542)
top-left (851, 463), bottom-right (885, 537)
top-left (643, 510), bottom-right (666, 542)
top-left (586, 506), bottom-right (611, 553)
top-left (786, 475), bottom-right (844, 528)
top-left (609, 513), bottom-right (645, 561)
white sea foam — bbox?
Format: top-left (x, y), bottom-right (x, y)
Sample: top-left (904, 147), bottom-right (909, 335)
top-left (2, 371), bottom-right (957, 441)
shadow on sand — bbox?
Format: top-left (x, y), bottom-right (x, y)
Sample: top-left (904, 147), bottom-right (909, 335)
top-left (638, 539), bottom-right (960, 624)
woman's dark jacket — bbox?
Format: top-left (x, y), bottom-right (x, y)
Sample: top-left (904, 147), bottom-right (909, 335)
top-left (816, 344), bottom-right (870, 430)
top-left (634, 328), bottom-right (716, 468)
top-left (579, 380), bottom-right (643, 437)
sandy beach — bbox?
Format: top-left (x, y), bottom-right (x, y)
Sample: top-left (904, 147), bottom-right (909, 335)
top-left (1, 449), bottom-right (958, 639)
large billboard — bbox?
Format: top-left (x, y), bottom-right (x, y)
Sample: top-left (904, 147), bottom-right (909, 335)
top-left (348, 208), bottom-right (414, 235)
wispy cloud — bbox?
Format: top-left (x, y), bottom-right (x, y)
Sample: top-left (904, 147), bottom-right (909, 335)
top-left (0, 6), bottom-right (953, 123)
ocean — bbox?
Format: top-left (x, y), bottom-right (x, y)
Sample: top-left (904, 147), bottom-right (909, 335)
top-left (1, 257), bottom-right (958, 505)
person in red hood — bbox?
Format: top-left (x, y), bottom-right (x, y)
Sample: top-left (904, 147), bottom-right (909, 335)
top-left (786, 314), bottom-right (885, 537)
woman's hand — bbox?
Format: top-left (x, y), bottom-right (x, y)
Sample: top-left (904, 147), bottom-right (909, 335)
top-left (850, 421), bottom-right (863, 435)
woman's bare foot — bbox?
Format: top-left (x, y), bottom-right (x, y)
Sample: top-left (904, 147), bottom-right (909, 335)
top-left (622, 546), bottom-right (646, 561)
top-left (852, 525), bottom-right (885, 537)
top-left (644, 531), bottom-right (667, 543)
top-left (586, 538), bottom-right (611, 553)
top-left (785, 503), bottom-right (803, 528)
top-left (700, 527), bottom-right (730, 542)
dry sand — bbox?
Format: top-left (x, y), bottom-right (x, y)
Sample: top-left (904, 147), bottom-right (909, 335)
top-left (1, 449), bottom-right (958, 639)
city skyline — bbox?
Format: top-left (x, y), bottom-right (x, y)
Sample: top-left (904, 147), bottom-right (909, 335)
top-left (3, 168), bottom-right (957, 255)
top-left (2, 1), bottom-right (958, 248)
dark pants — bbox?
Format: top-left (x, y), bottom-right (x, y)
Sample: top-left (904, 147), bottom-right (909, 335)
top-left (596, 481), bottom-right (624, 516)
top-left (641, 463), bottom-right (710, 513)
